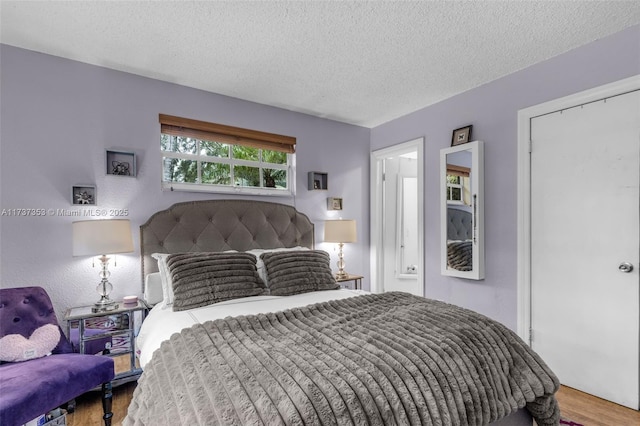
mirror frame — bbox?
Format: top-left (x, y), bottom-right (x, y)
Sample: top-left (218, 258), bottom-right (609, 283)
top-left (440, 140), bottom-right (484, 280)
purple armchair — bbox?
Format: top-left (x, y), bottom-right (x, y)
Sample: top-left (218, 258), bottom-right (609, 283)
top-left (0, 287), bottom-right (115, 426)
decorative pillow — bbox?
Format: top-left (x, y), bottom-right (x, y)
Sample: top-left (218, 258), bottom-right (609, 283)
top-left (246, 246), bottom-right (310, 286)
top-left (260, 250), bottom-right (339, 296)
top-left (0, 324), bottom-right (60, 362)
top-left (167, 252), bottom-right (267, 311)
top-left (144, 272), bottom-right (164, 306)
top-left (153, 251), bottom-right (240, 307)
top-left (151, 253), bottom-right (174, 305)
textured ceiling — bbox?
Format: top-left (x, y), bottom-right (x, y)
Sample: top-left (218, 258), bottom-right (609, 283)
top-left (1, 1), bottom-right (639, 127)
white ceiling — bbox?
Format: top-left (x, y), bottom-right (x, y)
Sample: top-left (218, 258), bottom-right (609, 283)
top-left (1, 1), bottom-right (639, 128)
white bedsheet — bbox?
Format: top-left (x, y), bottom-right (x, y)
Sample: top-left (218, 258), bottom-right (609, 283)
top-left (136, 289), bottom-right (367, 368)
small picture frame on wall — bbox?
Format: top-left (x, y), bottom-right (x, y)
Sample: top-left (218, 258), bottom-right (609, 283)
top-left (106, 150), bottom-right (136, 177)
top-left (451, 125), bottom-right (473, 146)
top-left (327, 197), bottom-right (343, 211)
top-left (72, 185), bottom-right (97, 205)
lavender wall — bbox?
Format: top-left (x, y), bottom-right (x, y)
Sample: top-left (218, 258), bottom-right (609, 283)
top-left (1, 24), bottom-right (638, 329)
top-left (0, 45), bottom-right (370, 318)
top-left (370, 24), bottom-right (640, 330)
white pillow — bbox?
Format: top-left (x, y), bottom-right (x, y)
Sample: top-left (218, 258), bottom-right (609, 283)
top-left (245, 246), bottom-right (310, 286)
top-left (151, 253), bottom-right (173, 305)
top-left (144, 272), bottom-right (164, 306)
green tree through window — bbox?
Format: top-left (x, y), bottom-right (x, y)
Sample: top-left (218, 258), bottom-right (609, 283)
top-left (161, 134), bottom-right (292, 194)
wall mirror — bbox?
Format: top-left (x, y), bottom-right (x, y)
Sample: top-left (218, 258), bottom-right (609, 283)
top-left (440, 140), bottom-right (484, 279)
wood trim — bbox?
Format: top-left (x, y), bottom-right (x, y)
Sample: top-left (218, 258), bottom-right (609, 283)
top-left (159, 114), bottom-right (296, 153)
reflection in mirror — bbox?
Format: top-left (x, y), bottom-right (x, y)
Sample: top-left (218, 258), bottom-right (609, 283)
top-left (440, 140), bottom-right (484, 279)
top-left (446, 150), bottom-right (473, 272)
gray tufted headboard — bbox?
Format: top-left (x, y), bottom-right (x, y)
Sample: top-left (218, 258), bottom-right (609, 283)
top-left (447, 208), bottom-right (473, 241)
top-left (140, 199), bottom-right (314, 283)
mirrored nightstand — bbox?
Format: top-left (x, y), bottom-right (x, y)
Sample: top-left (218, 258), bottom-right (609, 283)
top-left (65, 300), bottom-right (147, 386)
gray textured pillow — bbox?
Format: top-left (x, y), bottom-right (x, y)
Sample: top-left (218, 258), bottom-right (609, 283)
top-left (260, 250), bottom-right (339, 296)
top-left (166, 252), bottom-right (267, 311)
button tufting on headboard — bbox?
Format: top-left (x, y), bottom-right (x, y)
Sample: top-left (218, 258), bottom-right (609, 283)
top-left (139, 200), bottom-right (315, 289)
top-left (447, 208), bottom-right (473, 241)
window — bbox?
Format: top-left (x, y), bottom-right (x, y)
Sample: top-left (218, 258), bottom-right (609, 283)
top-left (159, 114), bottom-right (296, 195)
top-left (446, 165), bottom-right (470, 205)
top-left (446, 174), bottom-right (463, 203)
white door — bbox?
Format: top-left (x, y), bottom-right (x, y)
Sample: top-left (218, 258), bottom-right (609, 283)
top-left (530, 89), bottom-right (640, 409)
top-left (370, 139), bottom-right (424, 296)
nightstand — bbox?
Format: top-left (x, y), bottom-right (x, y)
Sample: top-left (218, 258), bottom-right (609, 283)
top-left (336, 274), bottom-right (363, 290)
top-left (65, 301), bottom-right (147, 385)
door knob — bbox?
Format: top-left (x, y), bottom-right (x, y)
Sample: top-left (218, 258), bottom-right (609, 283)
top-left (619, 262), bottom-right (634, 273)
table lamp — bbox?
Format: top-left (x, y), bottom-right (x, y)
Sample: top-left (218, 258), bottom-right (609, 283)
top-left (324, 219), bottom-right (357, 279)
top-left (72, 219), bottom-right (134, 311)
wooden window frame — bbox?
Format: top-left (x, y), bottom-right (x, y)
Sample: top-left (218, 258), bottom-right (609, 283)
top-left (159, 114), bottom-right (296, 153)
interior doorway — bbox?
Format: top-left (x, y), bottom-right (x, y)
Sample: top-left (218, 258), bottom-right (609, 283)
top-left (370, 138), bottom-right (424, 296)
top-left (517, 76), bottom-right (640, 409)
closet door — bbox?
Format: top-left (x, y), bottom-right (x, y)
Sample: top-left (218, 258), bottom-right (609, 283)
top-left (530, 90), bottom-right (639, 409)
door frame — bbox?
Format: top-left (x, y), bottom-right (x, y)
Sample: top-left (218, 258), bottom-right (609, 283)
top-left (516, 74), bottom-right (640, 342)
top-left (370, 138), bottom-right (424, 295)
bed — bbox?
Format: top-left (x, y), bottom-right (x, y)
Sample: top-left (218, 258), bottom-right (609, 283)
top-left (125, 200), bottom-right (559, 426)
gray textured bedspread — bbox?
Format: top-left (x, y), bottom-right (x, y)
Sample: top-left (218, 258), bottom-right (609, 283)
top-left (125, 292), bottom-right (559, 426)
top-left (447, 241), bottom-right (473, 272)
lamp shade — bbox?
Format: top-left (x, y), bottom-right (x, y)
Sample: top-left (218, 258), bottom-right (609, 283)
top-left (72, 219), bottom-right (134, 256)
top-left (324, 219), bottom-right (357, 243)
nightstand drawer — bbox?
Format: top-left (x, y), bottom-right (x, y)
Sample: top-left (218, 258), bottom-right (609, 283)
top-left (80, 312), bottom-right (132, 332)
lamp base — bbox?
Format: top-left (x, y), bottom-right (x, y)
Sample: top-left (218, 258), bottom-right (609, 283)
top-left (93, 256), bottom-right (118, 312)
top-left (335, 271), bottom-right (350, 280)
top-left (92, 303), bottom-right (118, 313)
top-left (335, 242), bottom-right (350, 280)
top-left (92, 297), bottom-right (118, 313)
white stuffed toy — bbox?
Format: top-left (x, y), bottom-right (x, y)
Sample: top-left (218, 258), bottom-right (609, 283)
top-left (0, 324), bottom-right (60, 362)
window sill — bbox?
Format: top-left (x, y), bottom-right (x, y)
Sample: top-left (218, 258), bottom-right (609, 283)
top-left (161, 182), bottom-right (294, 197)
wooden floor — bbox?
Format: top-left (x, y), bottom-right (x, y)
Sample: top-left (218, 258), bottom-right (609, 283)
top-left (555, 385), bottom-right (640, 426)
top-left (68, 383), bottom-right (639, 426)
top-left (67, 381), bottom-right (136, 426)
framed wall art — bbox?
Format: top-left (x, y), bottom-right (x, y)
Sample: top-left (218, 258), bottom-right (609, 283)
top-left (308, 171), bottom-right (328, 190)
top-left (451, 125), bottom-right (473, 147)
top-left (327, 197), bottom-right (343, 211)
top-left (72, 185), bottom-right (97, 205)
top-left (106, 150), bottom-right (136, 177)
